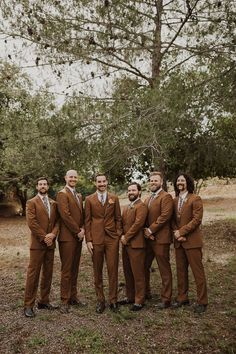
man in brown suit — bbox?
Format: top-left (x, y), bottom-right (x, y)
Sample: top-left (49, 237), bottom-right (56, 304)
top-left (144, 171), bottom-right (174, 309)
top-left (85, 174), bottom-right (122, 313)
top-left (172, 173), bottom-right (208, 314)
top-left (56, 170), bottom-right (85, 313)
top-left (120, 182), bottom-right (148, 311)
top-left (24, 177), bottom-right (59, 318)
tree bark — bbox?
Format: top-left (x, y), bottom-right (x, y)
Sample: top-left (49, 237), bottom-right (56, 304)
top-left (151, 0), bottom-right (163, 87)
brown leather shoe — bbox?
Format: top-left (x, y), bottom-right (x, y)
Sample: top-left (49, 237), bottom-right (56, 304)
top-left (96, 302), bottom-right (105, 314)
top-left (38, 303), bottom-right (59, 310)
top-left (24, 307), bottom-right (35, 318)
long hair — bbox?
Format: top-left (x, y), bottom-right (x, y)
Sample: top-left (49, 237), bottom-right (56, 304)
top-left (174, 173), bottom-right (195, 196)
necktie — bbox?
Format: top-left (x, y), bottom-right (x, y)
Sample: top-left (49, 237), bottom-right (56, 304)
top-left (178, 196), bottom-right (184, 212)
top-left (100, 194), bottom-right (105, 206)
top-left (42, 196), bottom-right (50, 216)
top-left (73, 190), bottom-right (80, 205)
top-left (148, 193), bottom-right (156, 207)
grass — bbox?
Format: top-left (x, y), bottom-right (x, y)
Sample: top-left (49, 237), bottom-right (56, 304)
top-left (111, 307), bottom-right (136, 323)
top-left (0, 217), bottom-right (235, 354)
top-left (27, 335), bottom-right (48, 348)
top-left (64, 327), bottom-right (105, 353)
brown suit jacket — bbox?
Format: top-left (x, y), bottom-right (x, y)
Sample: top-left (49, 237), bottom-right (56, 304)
top-left (85, 192), bottom-right (122, 244)
top-left (26, 195), bottom-right (59, 250)
top-left (172, 193), bottom-right (203, 249)
top-left (122, 199), bottom-right (148, 248)
top-left (56, 187), bottom-right (84, 242)
top-left (144, 190), bottom-right (174, 244)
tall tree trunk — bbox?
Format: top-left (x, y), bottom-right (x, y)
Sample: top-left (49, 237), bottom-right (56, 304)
top-left (16, 187), bottom-right (28, 215)
top-left (151, 0), bottom-right (163, 87)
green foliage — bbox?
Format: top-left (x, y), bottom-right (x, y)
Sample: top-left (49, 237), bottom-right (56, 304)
top-left (1, 0), bottom-right (235, 86)
top-left (0, 1), bottom-right (235, 195)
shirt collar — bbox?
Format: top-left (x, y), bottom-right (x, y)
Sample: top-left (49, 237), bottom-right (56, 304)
top-left (38, 193), bottom-right (48, 200)
top-left (179, 191), bottom-right (188, 200)
top-left (152, 187), bottom-right (162, 196)
top-left (66, 185), bottom-right (76, 194)
top-left (97, 191), bottom-right (107, 198)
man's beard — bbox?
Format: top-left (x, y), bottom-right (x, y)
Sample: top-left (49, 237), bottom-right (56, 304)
top-left (129, 195), bottom-right (138, 201)
top-left (151, 185), bottom-right (160, 192)
top-left (39, 190), bottom-right (47, 195)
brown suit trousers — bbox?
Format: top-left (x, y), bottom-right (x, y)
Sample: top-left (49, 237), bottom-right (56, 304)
top-left (122, 199), bottom-right (147, 304)
top-left (24, 196), bottom-right (59, 307)
top-left (144, 191), bottom-right (173, 303)
top-left (57, 187), bottom-right (84, 304)
top-left (85, 192), bottom-right (122, 304)
top-left (173, 194), bottom-right (208, 305)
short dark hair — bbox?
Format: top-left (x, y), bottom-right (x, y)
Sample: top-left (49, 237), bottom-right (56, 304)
top-left (173, 173), bottom-right (195, 196)
top-left (95, 173), bottom-right (108, 182)
top-left (128, 182), bottom-right (142, 191)
top-left (149, 171), bottom-right (163, 180)
top-left (36, 176), bottom-right (49, 185)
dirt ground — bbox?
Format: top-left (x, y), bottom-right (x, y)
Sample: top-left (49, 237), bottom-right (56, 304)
top-left (0, 184), bottom-right (235, 354)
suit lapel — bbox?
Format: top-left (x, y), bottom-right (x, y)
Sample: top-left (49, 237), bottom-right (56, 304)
top-left (93, 192), bottom-right (102, 208)
top-left (49, 198), bottom-right (56, 219)
top-left (36, 195), bottom-right (49, 218)
top-left (176, 194), bottom-right (189, 215)
top-left (148, 191), bottom-right (160, 207)
top-left (66, 187), bottom-right (81, 212)
top-left (104, 192), bottom-right (114, 216)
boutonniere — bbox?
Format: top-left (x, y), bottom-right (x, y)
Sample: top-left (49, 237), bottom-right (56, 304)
top-left (108, 198), bottom-right (115, 205)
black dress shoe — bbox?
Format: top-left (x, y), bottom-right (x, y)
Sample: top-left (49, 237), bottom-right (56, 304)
top-left (24, 307), bottom-right (35, 318)
top-left (38, 303), bottom-right (59, 310)
top-left (96, 302), bottom-right (105, 314)
top-left (172, 300), bottom-right (190, 308)
top-left (130, 303), bottom-right (144, 311)
top-left (69, 299), bottom-right (87, 307)
top-left (155, 302), bottom-right (171, 310)
top-left (60, 304), bottom-right (70, 314)
top-left (118, 298), bottom-right (134, 305)
top-left (194, 304), bottom-right (207, 314)
top-left (109, 303), bottom-right (119, 312)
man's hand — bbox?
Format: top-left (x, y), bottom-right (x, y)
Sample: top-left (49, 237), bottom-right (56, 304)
top-left (174, 230), bottom-right (186, 242)
top-left (77, 228), bottom-right (85, 242)
top-left (44, 233), bottom-right (55, 247)
top-left (178, 237), bottom-right (187, 242)
top-left (144, 228), bottom-right (155, 240)
top-left (86, 241), bottom-right (93, 255)
top-left (121, 235), bottom-right (127, 245)
top-left (174, 230), bottom-right (180, 239)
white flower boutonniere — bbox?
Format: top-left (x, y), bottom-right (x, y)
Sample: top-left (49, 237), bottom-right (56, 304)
top-left (108, 198), bottom-right (115, 205)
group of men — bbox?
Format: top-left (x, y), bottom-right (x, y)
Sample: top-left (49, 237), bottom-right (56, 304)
top-left (23, 170), bottom-right (208, 318)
